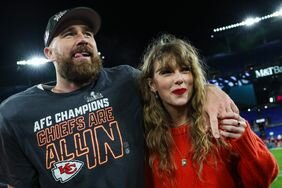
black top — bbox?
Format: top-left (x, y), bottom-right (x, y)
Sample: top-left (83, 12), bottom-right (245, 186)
top-left (0, 65), bottom-right (145, 188)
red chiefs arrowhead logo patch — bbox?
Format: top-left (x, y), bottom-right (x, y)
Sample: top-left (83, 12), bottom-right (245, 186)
top-left (51, 160), bottom-right (84, 183)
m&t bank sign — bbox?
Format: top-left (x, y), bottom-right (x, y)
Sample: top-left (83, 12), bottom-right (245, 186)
top-left (254, 65), bottom-right (282, 78)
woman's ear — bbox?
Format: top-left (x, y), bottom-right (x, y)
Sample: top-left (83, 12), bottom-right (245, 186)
top-left (147, 78), bottom-right (156, 92)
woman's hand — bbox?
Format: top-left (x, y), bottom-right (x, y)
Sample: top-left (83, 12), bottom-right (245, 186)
top-left (219, 112), bottom-right (247, 139)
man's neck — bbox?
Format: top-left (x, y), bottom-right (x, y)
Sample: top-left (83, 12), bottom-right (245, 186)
top-left (52, 78), bottom-right (90, 93)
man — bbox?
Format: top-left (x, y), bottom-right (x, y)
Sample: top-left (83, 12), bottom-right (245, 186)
top-left (0, 7), bottom-right (238, 187)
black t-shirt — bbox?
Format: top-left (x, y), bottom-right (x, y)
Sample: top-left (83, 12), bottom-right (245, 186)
top-left (0, 65), bottom-right (145, 188)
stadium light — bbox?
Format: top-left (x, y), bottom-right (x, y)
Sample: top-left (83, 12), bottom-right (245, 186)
top-left (17, 56), bottom-right (50, 66)
top-left (213, 7), bottom-right (282, 33)
top-left (243, 17), bottom-right (261, 26)
top-left (17, 51), bottom-right (104, 67)
top-left (269, 132), bottom-right (274, 136)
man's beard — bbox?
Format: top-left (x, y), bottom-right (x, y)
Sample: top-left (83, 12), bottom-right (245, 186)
top-left (55, 46), bottom-right (102, 85)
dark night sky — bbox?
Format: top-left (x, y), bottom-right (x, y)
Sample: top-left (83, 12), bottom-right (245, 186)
top-left (0, 0), bottom-right (281, 85)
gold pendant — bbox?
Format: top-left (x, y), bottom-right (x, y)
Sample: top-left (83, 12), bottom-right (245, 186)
top-left (181, 159), bottom-right (187, 166)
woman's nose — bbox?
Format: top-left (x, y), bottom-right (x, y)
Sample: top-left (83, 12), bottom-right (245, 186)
top-left (175, 73), bottom-right (184, 85)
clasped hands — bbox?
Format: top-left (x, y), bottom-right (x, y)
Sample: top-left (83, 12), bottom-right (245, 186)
top-left (205, 85), bottom-right (247, 139)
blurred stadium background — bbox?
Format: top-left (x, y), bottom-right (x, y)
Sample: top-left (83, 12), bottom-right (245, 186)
top-left (208, 8), bottom-right (282, 187)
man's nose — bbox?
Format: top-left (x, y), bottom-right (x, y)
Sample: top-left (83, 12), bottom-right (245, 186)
top-left (76, 33), bottom-right (89, 44)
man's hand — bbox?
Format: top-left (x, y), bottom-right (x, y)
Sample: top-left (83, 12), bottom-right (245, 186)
top-left (204, 84), bottom-right (239, 138)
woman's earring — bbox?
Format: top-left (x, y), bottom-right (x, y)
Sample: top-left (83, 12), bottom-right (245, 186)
top-left (154, 92), bottom-right (158, 99)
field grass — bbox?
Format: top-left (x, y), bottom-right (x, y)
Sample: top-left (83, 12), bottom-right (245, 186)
top-left (270, 148), bottom-right (282, 188)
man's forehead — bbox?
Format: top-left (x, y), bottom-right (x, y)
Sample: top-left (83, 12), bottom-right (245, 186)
top-left (56, 20), bottom-right (94, 34)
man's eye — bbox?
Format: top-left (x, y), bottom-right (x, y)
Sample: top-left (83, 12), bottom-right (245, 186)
top-left (63, 32), bottom-right (74, 37)
top-left (85, 32), bottom-right (93, 37)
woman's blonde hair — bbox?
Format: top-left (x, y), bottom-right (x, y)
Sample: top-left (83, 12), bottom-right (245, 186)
top-left (140, 34), bottom-right (224, 177)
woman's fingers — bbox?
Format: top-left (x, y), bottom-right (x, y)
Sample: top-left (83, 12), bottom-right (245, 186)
top-left (219, 116), bottom-right (247, 138)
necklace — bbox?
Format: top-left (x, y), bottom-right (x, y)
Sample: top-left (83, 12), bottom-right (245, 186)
top-left (173, 140), bottom-right (187, 167)
top-left (170, 120), bottom-right (190, 167)
top-left (171, 120), bottom-right (190, 167)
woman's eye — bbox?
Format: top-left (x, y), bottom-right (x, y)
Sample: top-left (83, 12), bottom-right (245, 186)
top-left (159, 69), bottom-right (172, 75)
top-left (182, 67), bottom-right (191, 72)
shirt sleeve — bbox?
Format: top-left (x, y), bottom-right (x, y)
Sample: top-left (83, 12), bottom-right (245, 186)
top-left (228, 121), bottom-right (279, 187)
top-left (126, 65), bottom-right (141, 83)
top-left (0, 113), bottom-right (39, 187)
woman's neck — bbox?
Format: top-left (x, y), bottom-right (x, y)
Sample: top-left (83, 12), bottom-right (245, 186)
top-left (167, 106), bottom-right (190, 127)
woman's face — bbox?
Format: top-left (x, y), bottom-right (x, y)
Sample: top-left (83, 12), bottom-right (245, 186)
top-left (149, 58), bottom-right (194, 110)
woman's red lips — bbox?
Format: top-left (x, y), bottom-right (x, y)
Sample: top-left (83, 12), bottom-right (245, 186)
top-left (172, 88), bottom-right (187, 95)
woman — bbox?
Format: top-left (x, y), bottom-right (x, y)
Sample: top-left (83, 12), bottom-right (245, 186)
top-left (140, 34), bottom-right (278, 188)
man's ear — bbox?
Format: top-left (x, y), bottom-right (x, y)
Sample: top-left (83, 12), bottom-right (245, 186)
top-left (44, 47), bottom-right (52, 59)
top-left (147, 78), bottom-right (156, 92)
top-left (44, 46), bottom-right (55, 61)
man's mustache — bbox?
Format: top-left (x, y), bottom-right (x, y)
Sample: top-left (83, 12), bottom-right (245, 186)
top-left (71, 45), bottom-right (94, 57)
